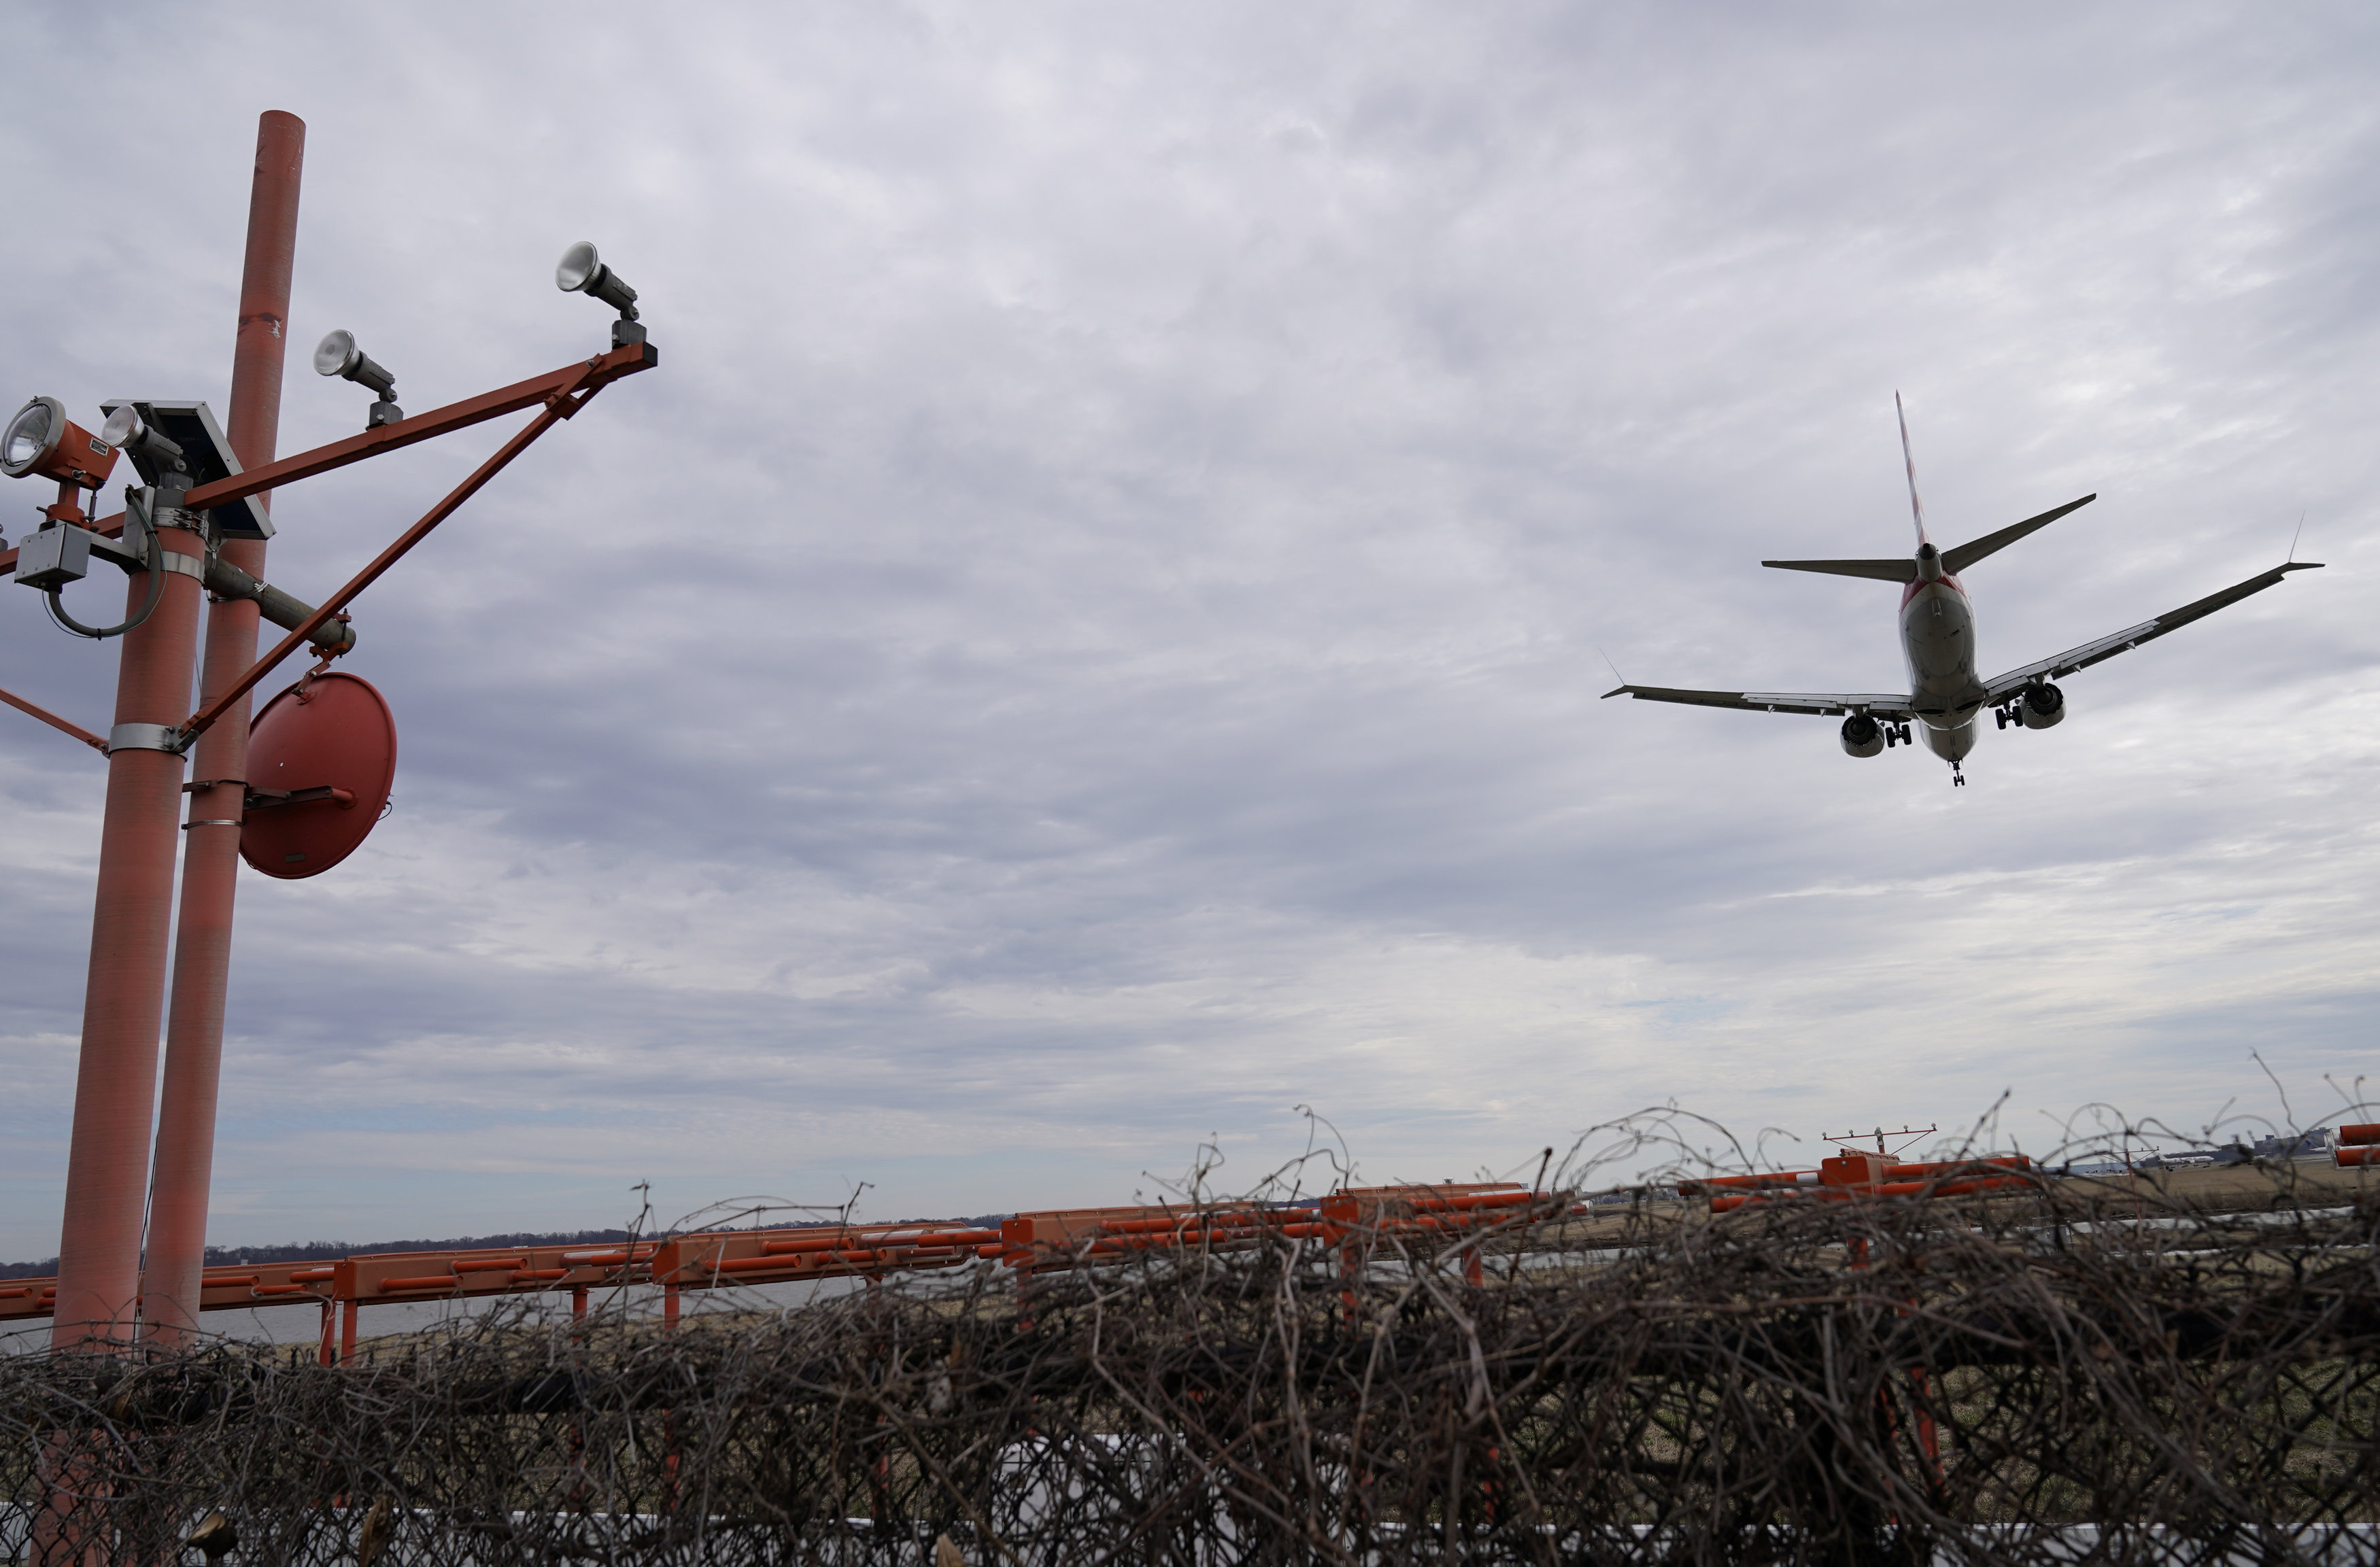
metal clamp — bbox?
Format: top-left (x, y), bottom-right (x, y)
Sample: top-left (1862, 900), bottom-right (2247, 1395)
top-left (157, 550), bottom-right (207, 582)
top-left (182, 819), bottom-right (242, 830)
top-left (107, 723), bottom-right (190, 757)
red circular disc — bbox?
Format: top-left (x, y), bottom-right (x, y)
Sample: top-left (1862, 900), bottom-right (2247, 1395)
top-left (239, 672), bottom-right (397, 881)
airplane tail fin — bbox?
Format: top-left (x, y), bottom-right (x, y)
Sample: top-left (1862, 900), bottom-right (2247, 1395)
top-left (1938, 494), bottom-right (2096, 575)
top-left (1896, 392), bottom-right (1928, 547)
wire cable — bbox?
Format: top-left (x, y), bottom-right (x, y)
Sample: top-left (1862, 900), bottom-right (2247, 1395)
top-left (45, 492), bottom-right (167, 640)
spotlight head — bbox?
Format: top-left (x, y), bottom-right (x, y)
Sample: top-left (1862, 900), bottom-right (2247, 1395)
top-left (556, 240), bottom-right (640, 320)
top-left (97, 400), bottom-right (273, 537)
top-left (2, 397), bottom-right (120, 487)
top-left (313, 329), bottom-right (398, 400)
top-left (313, 330), bottom-right (403, 428)
top-left (98, 404), bottom-right (187, 476)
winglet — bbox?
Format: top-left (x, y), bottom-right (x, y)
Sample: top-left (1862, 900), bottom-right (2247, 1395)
top-left (1601, 685), bottom-right (1633, 700)
top-left (1895, 392), bottom-right (1928, 547)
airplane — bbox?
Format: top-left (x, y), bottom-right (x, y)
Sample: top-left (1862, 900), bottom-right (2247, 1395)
top-left (1603, 395), bottom-right (2322, 786)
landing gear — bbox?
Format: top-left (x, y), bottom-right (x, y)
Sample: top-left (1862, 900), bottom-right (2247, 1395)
top-left (1952, 761), bottom-right (1967, 787)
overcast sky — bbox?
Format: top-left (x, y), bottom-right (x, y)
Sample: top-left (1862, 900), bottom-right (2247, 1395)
top-left (1, 3), bottom-right (2374, 1262)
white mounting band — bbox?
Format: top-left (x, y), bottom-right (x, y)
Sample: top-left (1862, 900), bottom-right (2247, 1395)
top-left (107, 723), bottom-right (190, 757)
top-left (157, 551), bottom-right (207, 581)
top-left (183, 819), bottom-right (242, 829)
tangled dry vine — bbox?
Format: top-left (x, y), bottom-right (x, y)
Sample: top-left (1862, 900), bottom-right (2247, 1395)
top-left (2, 1134), bottom-right (2373, 1564)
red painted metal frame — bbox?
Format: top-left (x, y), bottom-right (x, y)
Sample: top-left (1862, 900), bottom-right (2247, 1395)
top-left (1684, 1154), bottom-right (2043, 1213)
top-left (181, 344), bottom-right (654, 515)
top-left (24, 1156), bottom-right (2251, 1346)
top-left (1, 1184), bottom-right (1559, 1349)
top-left (179, 341), bottom-right (656, 743)
top-left (0, 685), bottom-right (106, 753)
top-left (24, 339), bottom-right (653, 1349)
top-left (0, 342), bottom-right (656, 740)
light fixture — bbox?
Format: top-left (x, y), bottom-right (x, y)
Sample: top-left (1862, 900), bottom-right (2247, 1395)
top-left (556, 241), bottom-right (645, 345)
top-left (2, 397), bottom-right (120, 488)
top-left (96, 400), bottom-right (273, 538)
top-left (99, 405), bottom-right (188, 478)
top-left (313, 329), bottom-right (403, 428)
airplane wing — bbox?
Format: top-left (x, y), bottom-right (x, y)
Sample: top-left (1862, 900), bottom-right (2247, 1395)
top-left (1601, 685), bottom-right (1914, 719)
top-left (1982, 560), bottom-right (2323, 701)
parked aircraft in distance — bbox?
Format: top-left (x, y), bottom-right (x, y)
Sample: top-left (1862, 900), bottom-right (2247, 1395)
top-left (1603, 396), bottom-right (2322, 785)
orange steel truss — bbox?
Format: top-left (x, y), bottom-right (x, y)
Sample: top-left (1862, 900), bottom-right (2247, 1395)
top-left (0, 1183), bottom-right (1549, 1362)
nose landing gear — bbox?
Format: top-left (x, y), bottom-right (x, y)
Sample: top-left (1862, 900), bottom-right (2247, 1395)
top-left (1952, 760), bottom-right (1967, 787)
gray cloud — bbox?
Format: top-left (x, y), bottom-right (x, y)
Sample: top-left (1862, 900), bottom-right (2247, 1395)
top-left (1, 3), bottom-right (2375, 1259)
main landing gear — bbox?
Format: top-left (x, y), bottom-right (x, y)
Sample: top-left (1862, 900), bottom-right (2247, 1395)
top-left (1952, 761), bottom-right (1967, 787)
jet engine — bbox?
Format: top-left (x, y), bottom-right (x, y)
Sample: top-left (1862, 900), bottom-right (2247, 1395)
top-left (2020, 682), bottom-right (2065, 729)
top-left (1839, 714), bottom-right (1885, 757)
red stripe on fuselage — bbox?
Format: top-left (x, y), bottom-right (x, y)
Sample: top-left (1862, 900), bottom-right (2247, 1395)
top-left (1899, 572), bottom-right (1966, 610)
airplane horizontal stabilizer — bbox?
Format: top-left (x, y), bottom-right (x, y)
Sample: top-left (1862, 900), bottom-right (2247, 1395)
top-left (1761, 557), bottom-right (1918, 582)
top-left (1940, 494), bottom-right (2096, 576)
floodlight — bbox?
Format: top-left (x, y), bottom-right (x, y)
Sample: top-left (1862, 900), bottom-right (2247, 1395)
top-left (313, 330), bottom-right (403, 428)
top-left (99, 405), bottom-right (188, 477)
top-left (95, 399), bottom-right (275, 537)
top-left (2, 397), bottom-right (120, 487)
top-left (314, 329), bottom-right (398, 398)
top-left (556, 241), bottom-right (639, 318)
top-left (556, 241), bottom-right (647, 346)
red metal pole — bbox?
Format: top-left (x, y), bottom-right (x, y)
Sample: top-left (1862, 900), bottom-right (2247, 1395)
top-left (143, 110), bottom-right (305, 1349)
top-left (45, 540), bottom-right (209, 1349)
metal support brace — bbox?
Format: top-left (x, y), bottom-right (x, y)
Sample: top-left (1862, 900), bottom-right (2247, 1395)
top-left (201, 555), bottom-right (356, 654)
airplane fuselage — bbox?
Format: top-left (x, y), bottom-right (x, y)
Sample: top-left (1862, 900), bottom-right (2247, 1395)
top-left (1899, 564), bottom-right (1986, 764)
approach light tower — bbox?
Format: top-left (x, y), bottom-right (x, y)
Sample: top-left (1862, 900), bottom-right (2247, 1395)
top-left (0, 112), bottom-right (658, 1351)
